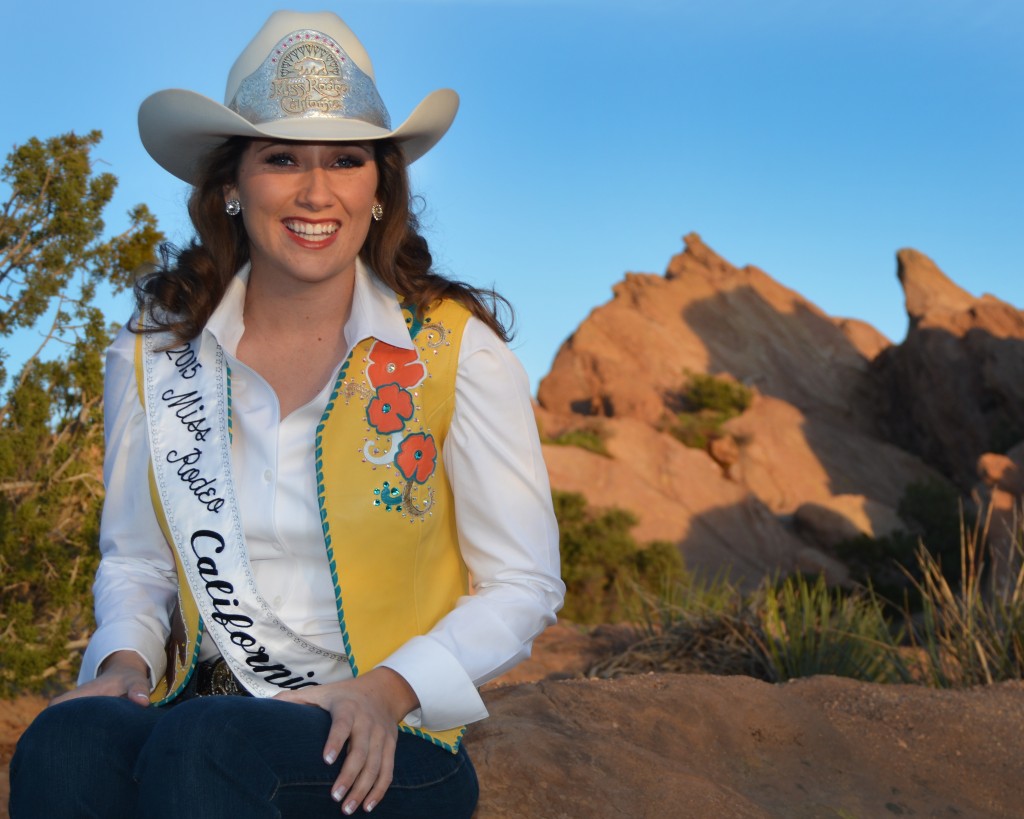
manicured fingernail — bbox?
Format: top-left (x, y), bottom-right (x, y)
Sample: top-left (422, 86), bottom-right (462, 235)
top-left (332, 786), bottom-right (346, 802)
top-left (324, 749), bottom-right (337, 765)
top-left (365, 800), bottom-right (377, 813)
top-left (343, 800), bottom-right (357, 815)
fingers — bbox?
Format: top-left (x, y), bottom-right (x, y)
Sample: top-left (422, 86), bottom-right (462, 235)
top-left (49, 665), bottom-right (151, 707)
top-left (279, 676), bottom-right (403, 813)
top-left (360, 732), bottom-right (396, 814)
top-left (331, 719), bottom-right (395, 815)
top-left (126, 678), bottom-right (152, 706)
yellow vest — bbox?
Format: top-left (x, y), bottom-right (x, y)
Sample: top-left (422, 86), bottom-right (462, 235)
top-left (138, 299), bottom-right (472, 752)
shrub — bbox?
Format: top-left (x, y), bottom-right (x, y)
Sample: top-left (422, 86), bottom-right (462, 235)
top-left (553, 490), bottom-right (684, 624)
top-left (543, 425), bottom-right (610, 457)
top-left (590, 573), bottom-right (908, 684)
top-left (898, 478), bottom-right (968, 573)
top-left (832, 478), bottom-right (970, 609)
top-left (683, 373), bottom-right (753, 416)
top-left (665, 373), bottom-right (752, 450)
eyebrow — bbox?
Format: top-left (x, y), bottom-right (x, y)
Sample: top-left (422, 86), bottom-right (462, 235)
top-left (252, 140), bottom-right (373, 153)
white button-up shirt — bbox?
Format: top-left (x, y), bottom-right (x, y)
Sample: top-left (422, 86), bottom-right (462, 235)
top-left (81, 262), bottom-right (564, 731)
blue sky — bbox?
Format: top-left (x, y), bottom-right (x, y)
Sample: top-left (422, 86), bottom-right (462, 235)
top-left (3, 0), bottom-right (1022, 390)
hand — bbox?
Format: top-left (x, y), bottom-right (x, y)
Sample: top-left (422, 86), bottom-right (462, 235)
top-left (275, 667), bottom-right (418, 815)
top-left (50, 650), bottom-right (151, 707)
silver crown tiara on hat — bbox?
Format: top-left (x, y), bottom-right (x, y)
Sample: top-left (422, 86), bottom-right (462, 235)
top-left (138, 11), bottom-right (458, 183)
top-left (229, 29), bottom-right (391, 129)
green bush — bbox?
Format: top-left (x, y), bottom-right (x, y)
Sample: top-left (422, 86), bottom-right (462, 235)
top-left (683, 373), bottom-right (753, 416)
top-left (898, 478), bottom-right (968, 572)
top-left (665, 373), bottom-right (752, 450)
top-left (833, 478), bottom-right (970, 609)
top-left (543, 426), bottom-right (610, 457)
top-left (553, 490), bottom-right (684, 624)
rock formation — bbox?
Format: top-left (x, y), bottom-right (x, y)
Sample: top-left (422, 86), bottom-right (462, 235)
top-left (874, 249), bottom-right (1024, 489)
top-left (537, 233), bottom-right (1024, 582)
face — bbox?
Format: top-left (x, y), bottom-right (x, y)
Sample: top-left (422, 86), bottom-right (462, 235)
top-left (225, 140), bottom-right (379, 290)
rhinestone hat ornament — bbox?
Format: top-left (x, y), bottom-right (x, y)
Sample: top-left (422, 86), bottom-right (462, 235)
top-left (229, 30), bottom-right (391, 131)
top-left (137, 11), bottom-right (458, 184)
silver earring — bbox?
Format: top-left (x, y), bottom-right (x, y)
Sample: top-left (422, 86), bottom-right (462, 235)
top-left (371, 202), bottom-right (383, 222)
top-left (225, 199), bottom-right (242, 216)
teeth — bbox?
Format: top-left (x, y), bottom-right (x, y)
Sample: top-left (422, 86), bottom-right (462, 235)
top-left (285, 220), bottom-right (338, 238)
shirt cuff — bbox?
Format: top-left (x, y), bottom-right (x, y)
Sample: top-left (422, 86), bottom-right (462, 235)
top-left (78, 622), bottom-right (168, 691)
top-left (378, 636), bottom-right (489, 731)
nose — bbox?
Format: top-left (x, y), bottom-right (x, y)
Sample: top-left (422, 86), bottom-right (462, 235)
top-left (296, 167), bottom-right (333, 210)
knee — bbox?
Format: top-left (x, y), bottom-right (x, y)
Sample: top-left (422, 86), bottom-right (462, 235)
top-left (10, 697), bottom-right (155, 816)
top-left (13, 697), bottom-right (139, 770)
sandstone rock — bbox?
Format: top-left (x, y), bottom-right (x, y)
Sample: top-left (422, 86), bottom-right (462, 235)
top-left (794, 496), bottom-right (904, 551)
top-left (973, 442), bottom-right (1024, 594)
top-left (469, 675), bottom-right (1024, 818)
top-left (874, 249), bottom-right (1024, 487)
top-left (898, 247), bottom-right (976, 322)
top-left (722, 396), bottom-right (940, 515)
top-left (538, 233), bottom-right (879, 433)
top-left (707, 433), bottom-right (740, 469)
top-left (535, 234), bottom-right (976, 583)
top-left (542, 417), bottom-right (848, 586)
top-left (832, 317), bottom-right (891, 360)
top-left (978, 451), bottom-right (1024, 495)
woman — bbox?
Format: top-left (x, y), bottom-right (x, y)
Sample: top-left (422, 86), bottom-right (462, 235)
top-left (10, 11), bottom-right (563, 818)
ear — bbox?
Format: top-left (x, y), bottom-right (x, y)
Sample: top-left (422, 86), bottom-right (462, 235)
top-left (223, 184), bottom-right (239, 205)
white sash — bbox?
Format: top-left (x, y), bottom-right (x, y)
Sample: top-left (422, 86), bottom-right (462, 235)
top-left (142, 330), bottom-right (347, 696)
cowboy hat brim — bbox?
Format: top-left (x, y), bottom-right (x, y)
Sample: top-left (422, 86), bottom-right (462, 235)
top-left (138, 87), bottom-right (458, 184)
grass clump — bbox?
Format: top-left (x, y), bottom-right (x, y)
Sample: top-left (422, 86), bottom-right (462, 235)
top-left (590, 573), bottom-right (907, 684)
top-left (543, 425), bottom-right (610, 457)
top-left (664, 372), bottom-right (752, 450)
top-left (590, 505), bottom-right (1024, 689)
top-left (755, 574), bottom-right (907, 683)
top-left (907, 511), bottom-right (1024, 687)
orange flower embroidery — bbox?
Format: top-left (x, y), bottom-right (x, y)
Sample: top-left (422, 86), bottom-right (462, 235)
top-left (366, 384), bottom-right (415, 434)
top-left (395, 433), bottom-right (437, 484)
top-left (367, 341), bottom-right (426, 389)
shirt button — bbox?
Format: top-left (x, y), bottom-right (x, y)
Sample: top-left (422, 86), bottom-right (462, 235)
top-left (262, 469), bottom-right (273, 482)
top-left (273, 596), bottom-right (283, 607)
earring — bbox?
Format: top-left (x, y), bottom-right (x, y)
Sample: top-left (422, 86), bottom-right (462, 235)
top-left (371, 202), bottom-right (384, 222)
top-left (225, 199), bottom-right (242, 216)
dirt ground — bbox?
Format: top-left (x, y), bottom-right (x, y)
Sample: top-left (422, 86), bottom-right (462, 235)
top-left (4, 625), bottom-right (1023, 818)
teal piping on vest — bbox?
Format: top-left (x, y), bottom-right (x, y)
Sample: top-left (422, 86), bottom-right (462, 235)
top-left (400, 723), bottom-right (465, 755)
top-left (316, 353), bottom-right (359, 678)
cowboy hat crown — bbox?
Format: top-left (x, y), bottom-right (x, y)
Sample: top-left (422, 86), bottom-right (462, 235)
top-left (138, 10), bottom-right (458, 183)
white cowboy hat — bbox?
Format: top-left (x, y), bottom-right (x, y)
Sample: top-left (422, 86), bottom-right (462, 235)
top-left (138, 10), bottom-right (458, 183)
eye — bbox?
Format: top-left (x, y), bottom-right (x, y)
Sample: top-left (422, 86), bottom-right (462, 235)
top-left (332, 152), bottom-right (367, 169)
top-left (264, 152), bottom-right (297, 167)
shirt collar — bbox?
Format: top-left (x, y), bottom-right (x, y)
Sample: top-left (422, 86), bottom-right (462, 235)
top-left (205, 259), bottom-right (415, 356)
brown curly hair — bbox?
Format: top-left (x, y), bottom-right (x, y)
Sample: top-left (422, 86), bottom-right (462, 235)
top-left (133, 137), bottom-right (512, 342)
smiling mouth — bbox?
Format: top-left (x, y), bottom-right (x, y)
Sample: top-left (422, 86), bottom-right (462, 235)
top-left (284, 220), bottom-right (339, 241)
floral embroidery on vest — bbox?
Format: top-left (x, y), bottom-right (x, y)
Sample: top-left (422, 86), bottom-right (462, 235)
top-left (344, 305), bottom-right (450, 521)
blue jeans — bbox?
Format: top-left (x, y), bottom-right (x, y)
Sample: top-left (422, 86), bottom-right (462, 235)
top-left (9, 696), bottom-right (478, 818)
